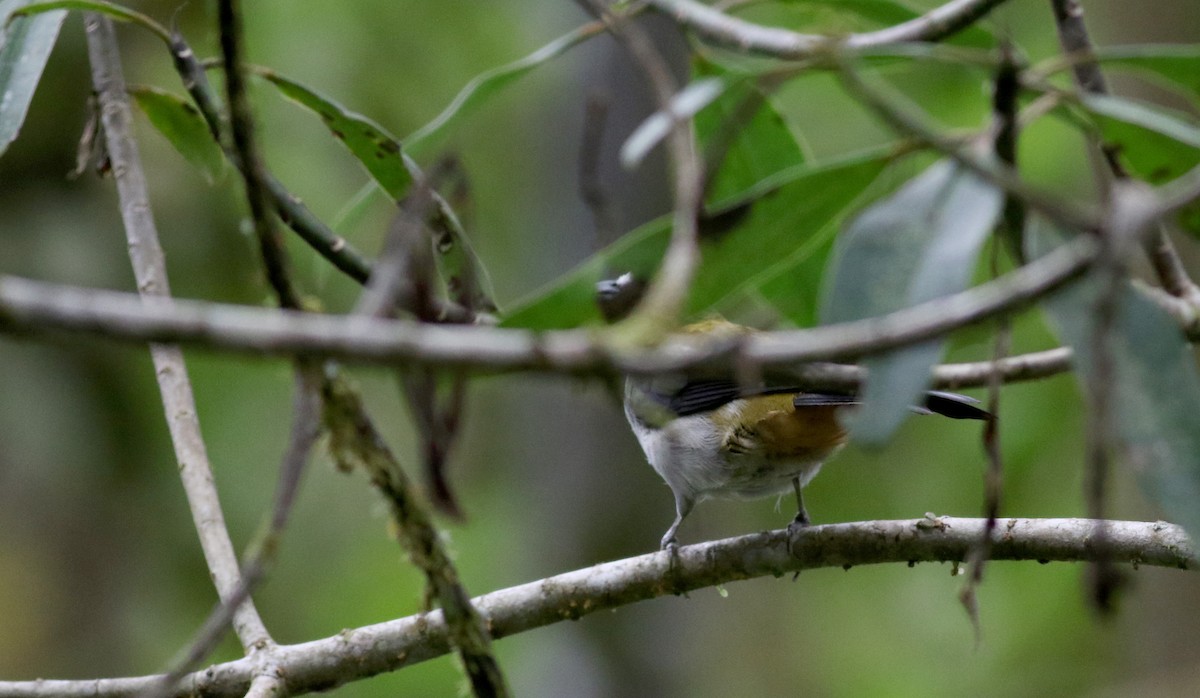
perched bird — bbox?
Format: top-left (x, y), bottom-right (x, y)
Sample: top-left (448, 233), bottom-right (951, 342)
top-left (622, 318), bottom-right (991, 550)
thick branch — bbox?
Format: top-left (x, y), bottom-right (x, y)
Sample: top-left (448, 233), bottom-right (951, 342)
top-left (82, 12), bottom-right (271, 651)
top-left (0, 518), bottom-right (1189, 698)
top-left (648, 0), bottom-right (1010, 60)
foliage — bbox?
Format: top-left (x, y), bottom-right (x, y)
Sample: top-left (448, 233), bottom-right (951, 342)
top-left (2, 1), bottom-right (1200, 697)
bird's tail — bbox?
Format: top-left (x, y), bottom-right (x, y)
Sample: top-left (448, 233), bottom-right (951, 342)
top-left (793, 390), bottom-right (992, 421)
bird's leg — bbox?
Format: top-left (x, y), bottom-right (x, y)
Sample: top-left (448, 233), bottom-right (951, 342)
top-left (791, 476), bottom-right (810, 527)
top-left (786, 477), bottom-right (811, 565)
top-left (660, 493), bottom-right (694, 553)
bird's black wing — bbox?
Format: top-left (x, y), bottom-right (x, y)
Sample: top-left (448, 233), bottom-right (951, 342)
top-left (792, 393), bottom-right (860, 408)
top-left (668, 379), bottom-right (806, 417)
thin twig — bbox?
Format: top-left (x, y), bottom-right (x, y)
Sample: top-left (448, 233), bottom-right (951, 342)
top-left (577, 0), bottom-right (705, 341)
top-left (218, 0), bottom-right (300, 311)
top-left (81, 11), bottom-right (271, 652)
top-left (1047, 0), bottom-right (1200, 305)
top-left (149, 369), bottom-right (323, 697)
top-left (835, 58), bottom-right (1101, 235)
top-left (343, 184), bottom-right (509, 694)
top-left (0, 517), bottom-right (1189, 698)
top-left (321, 376), bottom-right (510, 697)
top-left (646, 0), bottom-right (1011, 60)
top-left (165, 31), bottom-right (378, 286)
top-left (960, 48), bottom-right (1019, 636)
top-left (146, 3), bottom-right (333, 690)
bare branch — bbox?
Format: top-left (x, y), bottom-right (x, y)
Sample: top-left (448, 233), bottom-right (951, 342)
top-left (646, 0), bottom-right (1011, 60)
top-left (82, 11), bottom-right (271, 651)
top-left (0, 518), bottom-right (1189, 698)
top-left (0, 231), bottom-right (1098, 372)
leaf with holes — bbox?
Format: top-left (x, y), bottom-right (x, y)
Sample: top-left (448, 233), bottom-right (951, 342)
top-left (257, 67), bottom-right (414, 199)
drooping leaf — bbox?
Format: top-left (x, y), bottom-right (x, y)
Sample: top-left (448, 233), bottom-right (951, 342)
top-left (1030, 218), bottom-right (1200, 540)
top-left (503, 148), bottom-right (892, 329)
top-left (129, 85), bottom-right (224, 183)
top-left (257, 67), bottom-right (414, 200)
top-left (259, 68), bottom-right (497, 312)
top-left (820, 159), bottom-right (1002, 445)
top-left (0, 0), bottom-right (65, 157)
top-left (404, 21), bottom-right (603, 160)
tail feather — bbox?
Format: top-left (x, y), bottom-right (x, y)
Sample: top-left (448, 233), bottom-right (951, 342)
top-left (793, 390), bottom-right (993, 421)
top-left (918, 390), bottom-right (992, 420)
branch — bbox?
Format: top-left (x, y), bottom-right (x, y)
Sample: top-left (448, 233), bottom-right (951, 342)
top-left (578, 0), bottom-right (705, 341)
top-left (81, 12), bottom-right (271, 652)
top-left (0, 231), bottom-right (1098, 371)
top-left (835, 59), bottom-right (1101, 235)
top-left (647, 0), bottom-right (1010, 60)
top-left (1047, 0), bottom-right (1200, 305)
top-left (0, 517), bottom-right (1189, 698)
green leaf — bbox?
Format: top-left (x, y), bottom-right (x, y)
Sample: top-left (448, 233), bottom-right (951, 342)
top-left (1030, 219), bottom-right (1200, 541)
top-left (404, 21), bottom-right (603, 160)
top-left (1083, 44), bottom-right (1200, 105)
top-left (503, 148), bottom-right (891, 329)
top-left (129, 85), bottom-right (224, 183)
top-left (257, 67), bottom-right (414, 200)
top-left (752, 217), bottom-right (843, 329)
top-left (0, 0), bottom-right (65, 157)
top-left (7, 0), bottom-right (169, 42)
top-left (1081, 95), bottom-right (1200, 182)
top-left (1071, 94), bottom-right (1200, 235)
top-left (692, 57), bottom-right (808, 206)
top-left (820, 159), bottom-right (1002, 445)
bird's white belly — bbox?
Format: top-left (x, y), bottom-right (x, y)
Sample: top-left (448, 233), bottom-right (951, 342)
top-left (629, 407), bottom-right (837, 503)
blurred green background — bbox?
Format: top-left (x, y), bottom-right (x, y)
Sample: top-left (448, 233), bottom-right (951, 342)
top-left (2, 1), bottom-right (1200, 696)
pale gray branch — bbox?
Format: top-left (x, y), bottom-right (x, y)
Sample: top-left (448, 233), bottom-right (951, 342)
top-left (0, 231), bottom-right (1098, 372)
top-left (83, 12), bottom-right (270, 651)
top-left (0, 517), bottom-right (1189, 698)
top-left (648, 0), bottom-right (1010, 59)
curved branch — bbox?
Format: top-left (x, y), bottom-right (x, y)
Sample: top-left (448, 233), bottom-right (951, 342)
top-left (648, 0), bottom-right (1010, 60)
top-left (0, 518), bottom-right (1189, 698)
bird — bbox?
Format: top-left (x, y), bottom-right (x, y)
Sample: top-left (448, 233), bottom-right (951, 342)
top-left (622, 318), bottom-right (991, 550)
